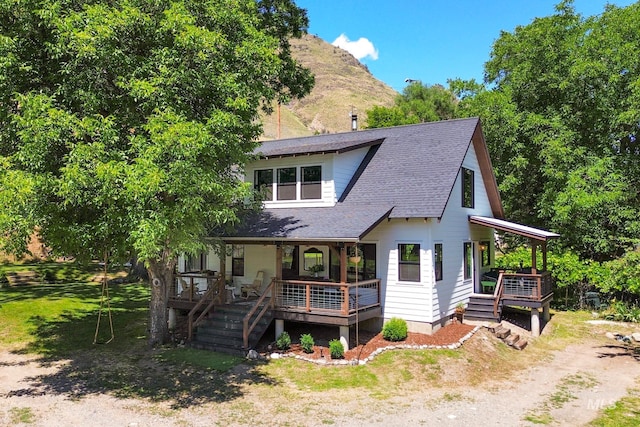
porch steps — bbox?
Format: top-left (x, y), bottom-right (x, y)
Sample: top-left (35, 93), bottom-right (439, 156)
top-left (465, 294), bottom-right (501, 323)
top-left (190, 302), bottom-right (273, 356)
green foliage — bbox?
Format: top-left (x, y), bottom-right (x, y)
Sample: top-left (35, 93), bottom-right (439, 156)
top-left (601, 249), bottom-right (640, 296)
top-left (455, 1), bottom-right (640, 262)
top-left (328, 338), bottom-right (344, 359)
top-left (365, 82), bottom-right (457, 128)
top-left (0, 0), bottom-right (313, 344)
top-left (382, 317), bottom-right (408, 342)
top-left (602, 301), bottom-right (640, 323)
top-left (300, 333), bottom-right (314, 354)
top-left (276, 331), bottom-right (291, 350)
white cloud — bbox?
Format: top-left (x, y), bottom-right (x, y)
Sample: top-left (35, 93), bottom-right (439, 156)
top-left (331, 34), bottom-right (379, 61)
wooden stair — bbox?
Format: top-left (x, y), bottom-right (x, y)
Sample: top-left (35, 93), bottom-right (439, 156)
top-left (465, 294), bottom-right (501, 322)
top-left (190, 302), bottom-right (273, 356)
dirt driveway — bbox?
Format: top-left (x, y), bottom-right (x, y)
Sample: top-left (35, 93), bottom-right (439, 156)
top-left (1, 322), bottom-right (638, 427)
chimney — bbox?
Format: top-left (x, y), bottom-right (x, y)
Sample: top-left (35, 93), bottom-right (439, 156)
top-left (350, 106), bottom-right (358, 131)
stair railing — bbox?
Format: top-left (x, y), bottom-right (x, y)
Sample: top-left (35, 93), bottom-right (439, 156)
top-left (187, 275), bottom-right (225, 341)
top-left (243, 278), bottom-right (275, 349)
top-left (492, 271), bottom-right (505, 318)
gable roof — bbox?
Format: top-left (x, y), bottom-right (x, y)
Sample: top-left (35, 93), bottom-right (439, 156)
top-left (224, 118), bottom-right (504, 241)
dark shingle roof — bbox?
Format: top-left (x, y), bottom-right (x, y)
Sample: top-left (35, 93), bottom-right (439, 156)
top-left (227, 203), bottom-right (394, 241)
top-left (224, 118), bottom-right (483, 240)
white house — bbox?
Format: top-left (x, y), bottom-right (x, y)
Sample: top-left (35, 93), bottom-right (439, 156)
top-left (172, 117), bottom-right (559, 354)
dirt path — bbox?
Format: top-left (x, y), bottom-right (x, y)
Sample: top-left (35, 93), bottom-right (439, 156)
top-left (1, 325), bottom-right (638, 427)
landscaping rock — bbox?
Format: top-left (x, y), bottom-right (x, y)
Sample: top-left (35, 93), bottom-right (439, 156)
top-left (632, 332), bottom-right (640, 343)
top-left (605, 332), bottom-right (616, 340)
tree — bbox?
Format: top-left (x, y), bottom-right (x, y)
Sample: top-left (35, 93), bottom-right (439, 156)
top-left (455, 0), bottom-right (640, 261)
top-left (365, 81), bottom-right (457, 128)
top-left (0, 0), bottom-right (313, 345)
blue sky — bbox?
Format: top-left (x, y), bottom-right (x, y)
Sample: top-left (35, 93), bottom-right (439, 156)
top-left (295, 0), bottom-right (636, 92)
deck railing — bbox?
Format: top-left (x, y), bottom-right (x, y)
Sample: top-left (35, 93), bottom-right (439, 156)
top-left (171, 272), bottom-right (219, 303)
top-left (273, 278), bottom-right (381, 315)
top-left (500, 271), bottom-right (552, 300)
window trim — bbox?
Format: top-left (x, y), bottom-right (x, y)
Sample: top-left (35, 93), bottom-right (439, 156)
top-left (398, 243), bottom-right (421, 283)
top-left (254, 164), bottom-right (323, 202)
top-left (462, 167), bottom-right (475, 208)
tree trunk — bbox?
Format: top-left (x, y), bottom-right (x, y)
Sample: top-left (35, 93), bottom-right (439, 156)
top-left (146, 250), bottom-right (176, 347)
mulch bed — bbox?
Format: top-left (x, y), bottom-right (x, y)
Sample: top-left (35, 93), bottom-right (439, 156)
top-left (265, 321), bottom-right (476, 362)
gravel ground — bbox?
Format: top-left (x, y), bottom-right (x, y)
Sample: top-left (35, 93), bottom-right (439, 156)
top-left (1, 321), bottom-right (638, 427)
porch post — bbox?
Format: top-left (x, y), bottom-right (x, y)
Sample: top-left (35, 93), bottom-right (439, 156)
top-left (530, 239), bottom-right (537, 274)
top-left (531, 307), bottom-right (540, 337)
top-left (542, 241), bottom-right (548, 271)
top-left (340, 244), bottom-right (347, 283)
top-left (275, 319), bottom-right (284, 340)
top-left (543, 302), bottom-right (550, 323)
top-left (219, 243), bottom-right (226, 280)
top-left (339, 325), bottom-right (350, 351)
top-left (275, 244), bottom-right (283, 280)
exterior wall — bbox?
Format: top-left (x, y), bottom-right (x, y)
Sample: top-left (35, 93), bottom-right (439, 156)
top-left (332, 148), bottom-right (369, 201)
top-left (429, 143), bottom-right (495, 321)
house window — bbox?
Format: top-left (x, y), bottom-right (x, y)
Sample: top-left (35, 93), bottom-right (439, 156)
top-left (185, 252), bottom-right (207, 272)
top-left (434, 243), bottom-right (443, 281)
top-left (463, 242), bottom-right (473, 280)
top-left (254, 169), bottom-right (273, 201)
top-left (277, 167), bottom-right (297, 200)
top-left (232, 245), bottom-right (244, 276)
top-left (480, 240), bottom-right (491, 267)
top-left (462, 167), bottom-right (474, 208)
top-left (301, 166), bottom-right (322, 200)
top-left (399, 243), bottom-right (420, 282)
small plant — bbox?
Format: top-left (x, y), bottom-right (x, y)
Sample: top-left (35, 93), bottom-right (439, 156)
top-left (455, 302), bottom-right (466, 313)
top-left (300, 333), bottom-right (315, 353)
top-left (276, 331), bottom-right (291, 350)
top-left (329, 339), bottom-right (344, 359)
top-left (382, 317), bottom-right (408, 341)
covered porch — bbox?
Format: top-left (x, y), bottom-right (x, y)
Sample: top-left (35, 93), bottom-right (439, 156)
top-left (468, 216), bottom-right (560, 336)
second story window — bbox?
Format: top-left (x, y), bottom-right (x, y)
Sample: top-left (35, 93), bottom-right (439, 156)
top-left (462, 167), bottom-right (474, 208)
top-left (277, 167), bottom-right (297, 201)
top-left (254, 169), bottom-right (273, 200)
top-left (301, 166), bottom-right (322, 199)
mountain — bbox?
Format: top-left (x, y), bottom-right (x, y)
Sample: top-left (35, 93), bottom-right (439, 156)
top-left (260, 34), bottom-right (398, 140)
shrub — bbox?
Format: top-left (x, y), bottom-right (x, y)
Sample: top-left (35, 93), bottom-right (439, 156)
top-left (329, 339), bottom-right (344, 359)
top-left (603, 301), bottom-right (640, 323)
top-left (382, 317), bottom-right (408, 341)
top-left (300, 333), bottom-right (314, 353)
top-left (276, 331), bottom-right (291, 350)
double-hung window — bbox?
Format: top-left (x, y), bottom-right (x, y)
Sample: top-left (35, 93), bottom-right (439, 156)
top-left (301, 166), bottom-right (322, 199)
top-left (277, 167), bottom-right (297, 201)
top-left (398, 243), bottom-right (420, 282)
top-left (254, 169), bottom-right (273, 200)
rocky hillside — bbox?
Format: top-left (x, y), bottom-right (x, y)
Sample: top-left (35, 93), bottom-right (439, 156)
top-left (260, 34), bottom-right (398, 139)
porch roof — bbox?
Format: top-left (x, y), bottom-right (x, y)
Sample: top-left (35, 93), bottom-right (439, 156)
top-left (469, 215), bottom-right (560, 241)
top-left (223, 203), bottom-right (394, 242)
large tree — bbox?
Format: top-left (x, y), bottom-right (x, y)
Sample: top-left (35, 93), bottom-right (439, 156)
top-left (0, 0), bottom-right (313, 345)
top-left (454, 0), bottom-right (640, 262)
top-left (365, 81), bottom-right (457, 128)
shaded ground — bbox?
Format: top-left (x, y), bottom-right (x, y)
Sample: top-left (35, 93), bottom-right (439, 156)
top-left (1, 320), bottom-right (639, 426)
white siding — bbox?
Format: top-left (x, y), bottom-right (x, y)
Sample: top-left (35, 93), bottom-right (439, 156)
top-left (366, 219), bottom-right (435, 323)
top-left (430, 143), bottom-right (495, 319)
top-left (332, 148), bottom-right (369, 201)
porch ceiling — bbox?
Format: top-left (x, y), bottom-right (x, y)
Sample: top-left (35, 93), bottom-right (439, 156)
top-left (469, 215), bottom-right (560, 241)
top-left (221, 202), bottom-right (394, 242)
